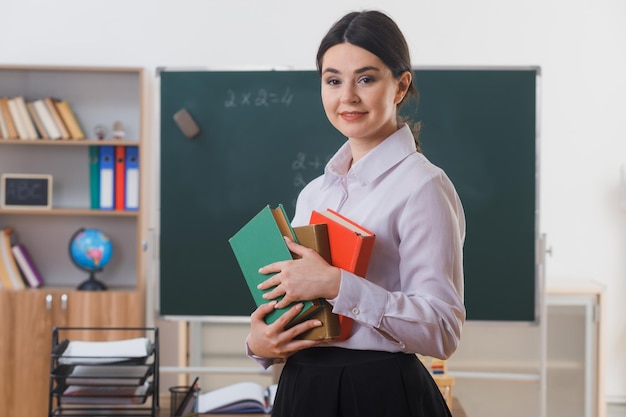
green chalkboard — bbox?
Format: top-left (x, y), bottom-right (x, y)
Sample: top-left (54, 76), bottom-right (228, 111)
top-left (159, 68), bottom-right (538, 322)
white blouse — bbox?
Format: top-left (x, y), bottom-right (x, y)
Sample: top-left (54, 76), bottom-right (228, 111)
top-left (291, 124), bottom-right (466, 359)
top-left (248, 125), bottom-right (466, 368)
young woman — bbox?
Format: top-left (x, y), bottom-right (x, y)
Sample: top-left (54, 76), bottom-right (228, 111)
top-left (246, 10), bottom-right (465, 417)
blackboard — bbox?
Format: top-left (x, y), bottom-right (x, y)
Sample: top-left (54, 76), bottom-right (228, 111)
top-left (1, 174), bottom-right (52, 209)
top-left (159, 68), bottom-right (538, 322)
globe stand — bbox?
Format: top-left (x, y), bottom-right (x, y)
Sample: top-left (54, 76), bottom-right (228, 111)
top-left (77, 270), bottom-right (107, 291)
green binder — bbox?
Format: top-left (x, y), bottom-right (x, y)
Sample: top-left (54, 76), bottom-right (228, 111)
top-left (88, 146), bottom-right (100, 209)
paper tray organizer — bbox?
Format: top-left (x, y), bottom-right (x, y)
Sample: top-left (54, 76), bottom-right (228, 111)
top-left (48, 327), bottom-right (159, 417)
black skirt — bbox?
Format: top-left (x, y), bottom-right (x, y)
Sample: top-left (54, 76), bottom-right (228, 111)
top-left (271, 347), bottom-right (452, 417)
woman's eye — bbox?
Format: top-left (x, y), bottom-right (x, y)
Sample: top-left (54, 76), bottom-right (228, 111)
top-left (358, 76), bottom-right (375, 84)
top-left (326, 78), bottom-right (340, 86)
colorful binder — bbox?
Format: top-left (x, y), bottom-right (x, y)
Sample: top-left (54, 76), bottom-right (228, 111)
top-left (114, 146), bottom-right (126, 211)
top-left (89, 146), bottom-right (100, 209)
top-left (124, 146), bottom-right (139, 211)
top-left (99, 146), bottom-right (115, 210)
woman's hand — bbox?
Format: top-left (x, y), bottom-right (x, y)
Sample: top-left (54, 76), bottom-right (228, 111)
top-left (257, 237), bottom-right (341, 309)
top-left (247, 301), bottom-right (326, 359)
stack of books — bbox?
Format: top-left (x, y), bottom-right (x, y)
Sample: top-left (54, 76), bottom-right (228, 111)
top-left (229, 205), bottom-right (375, 341)
top-left (0, 96), bottom-right (85, 140)
top-left (0, 227), bottom-right (43, 290)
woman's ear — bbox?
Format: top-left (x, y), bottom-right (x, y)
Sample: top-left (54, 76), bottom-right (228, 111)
top-left (395, 71), bottom-right (412, 104)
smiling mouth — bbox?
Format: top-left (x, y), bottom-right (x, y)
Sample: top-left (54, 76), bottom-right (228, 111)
top-left (340, 112), bottom-right (366, 120)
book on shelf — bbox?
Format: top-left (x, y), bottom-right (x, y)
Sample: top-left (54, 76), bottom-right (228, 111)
top-left (13, 96), bottom-right (38, 139)
top-left (44, 97), bottom-right (70, 139)
top-left (196, 382), bottom-right (277, 415)
top-left (7, 97), bottom-right (29, 140)
top-left (292, 224), bottom-right (340, 340)
top-left (309, 209), bottom-right (376, 340)
top-left (56, 337), bottom-right (152, 365)
top-left (0, 97), bottom-right (18, 139)
top-left (54, 99), bottom-right (85, 139)
top-left (33, 99), bottom-right (62, 139)
top-left (0, 228), bottom-right (26, 290)
top-left (228, 205), bottom-right (324, 328)
top-left (0, 100), bottom-right (8, 139)
top-left (11, 242), bottom-right (43, 288)
top-left (26, 101), bottom-right (48, 139)
top-left (0, 235), bottom-right (12, 289)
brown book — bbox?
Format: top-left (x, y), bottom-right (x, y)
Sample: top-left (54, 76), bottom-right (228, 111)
top-left (0, 98), bottom-right (18, 139)
top-left (292, 224), bottom-right (341, 340)
top-left (44, 97), bottom-right (70, 139)
top-left (55, 99), bottom-right (85, 139)
top-left (26, 101), bottom-right (48, 139)
top-left (0, 228), bottom-right (25, 290)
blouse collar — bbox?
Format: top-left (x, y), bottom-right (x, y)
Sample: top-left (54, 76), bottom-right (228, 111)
top-left (322, 124), bottom-right (417, 188)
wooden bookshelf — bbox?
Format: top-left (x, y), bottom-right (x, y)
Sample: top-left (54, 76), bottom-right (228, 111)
top-left (0, 65), bottom-right (149, 416)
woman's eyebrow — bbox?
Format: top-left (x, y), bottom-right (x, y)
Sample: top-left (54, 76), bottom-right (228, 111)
top-left (354, 66), bottom-right (380, 74)
top-left (322, 66), bottom-right (381, 75)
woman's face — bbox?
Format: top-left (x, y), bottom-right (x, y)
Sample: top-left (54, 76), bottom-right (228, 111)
top-left (320, 43), bottom-right (410, 145)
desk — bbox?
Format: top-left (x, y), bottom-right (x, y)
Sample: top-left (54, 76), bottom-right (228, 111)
top-left (158, 397), bottom-right (467, 417)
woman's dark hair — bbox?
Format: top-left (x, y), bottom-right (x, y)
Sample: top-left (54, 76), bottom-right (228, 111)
top-left (316, 10), bottom-right (422, 151)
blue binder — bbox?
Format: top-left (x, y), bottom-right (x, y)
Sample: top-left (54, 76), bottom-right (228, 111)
top-left (98, 146), bottom-right (115, 210)
top-left (124, 146), bottom-right (139, 210)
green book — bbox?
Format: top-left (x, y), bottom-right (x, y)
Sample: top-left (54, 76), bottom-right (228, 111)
top-left (229, 205), bottom-right (323, 326)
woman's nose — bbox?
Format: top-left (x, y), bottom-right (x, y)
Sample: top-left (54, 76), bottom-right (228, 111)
top-left (340, 86), bottom-right (360, 104)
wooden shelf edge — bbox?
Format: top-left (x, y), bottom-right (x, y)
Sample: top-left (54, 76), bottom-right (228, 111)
top-left (0, 208), bottom-right (139, 217)
top-left (0, 64), bottom-right (144, 73)
top-left (0, 139), bottom-right (140, 146)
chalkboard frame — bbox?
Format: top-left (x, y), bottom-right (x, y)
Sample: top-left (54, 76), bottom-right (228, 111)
top-left (158, 66), bottom-right (541, 324)
top-left (1, 173), bottom-right (53, 209)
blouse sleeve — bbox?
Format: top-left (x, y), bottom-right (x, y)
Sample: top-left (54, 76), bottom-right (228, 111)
top-left (331, 173), bottom-right (466, 359)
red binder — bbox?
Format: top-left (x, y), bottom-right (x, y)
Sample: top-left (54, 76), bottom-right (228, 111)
top-left (114, 146), bottom-right (126, 211)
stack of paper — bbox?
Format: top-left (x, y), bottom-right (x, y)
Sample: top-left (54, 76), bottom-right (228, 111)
top-left (58, 337), bottom-right (151, 365)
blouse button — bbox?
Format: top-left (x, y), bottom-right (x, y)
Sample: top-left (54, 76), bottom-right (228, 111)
top-left (352, 307), bottom-right (360, 315)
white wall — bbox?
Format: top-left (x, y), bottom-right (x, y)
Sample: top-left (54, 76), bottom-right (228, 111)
top-left (5, 0), bottom-right (626, 405)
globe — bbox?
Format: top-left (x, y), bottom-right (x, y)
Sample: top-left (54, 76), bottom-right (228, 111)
top-left (69, 228), bottom-right (113, 290)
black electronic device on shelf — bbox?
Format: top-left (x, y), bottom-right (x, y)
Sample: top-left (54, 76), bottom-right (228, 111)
top-left (48, 327), bottom-right (159, 417)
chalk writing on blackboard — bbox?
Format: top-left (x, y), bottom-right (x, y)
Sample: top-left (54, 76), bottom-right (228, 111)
top-left (224, 88), bottom-right (294, 108)
top-left (289, 152), bottom-right (332, 208)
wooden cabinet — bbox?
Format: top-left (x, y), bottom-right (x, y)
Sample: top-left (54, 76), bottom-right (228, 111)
top-left (6, 290), bottom-right (144, 416)
top-left (0, 65), bottom-right (148, 416)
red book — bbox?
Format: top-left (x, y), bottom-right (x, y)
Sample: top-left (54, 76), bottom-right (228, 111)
top-left (309, 209), bottom-right (375, 340)
top-left (114, 146), bottom-right (126, 210)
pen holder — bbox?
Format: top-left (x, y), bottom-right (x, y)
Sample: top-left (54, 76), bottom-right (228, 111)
top-left (169, 385), bottom-right (200, 417)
